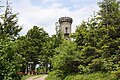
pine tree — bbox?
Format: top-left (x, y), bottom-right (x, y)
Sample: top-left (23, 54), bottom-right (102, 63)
top-left (0, 1), bottom-right (22, 40)
top-left (98, 0), bottom-right (120, 38)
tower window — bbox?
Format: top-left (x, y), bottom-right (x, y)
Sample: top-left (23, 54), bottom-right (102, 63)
top-left (65, 27), bottom-right (68, 33)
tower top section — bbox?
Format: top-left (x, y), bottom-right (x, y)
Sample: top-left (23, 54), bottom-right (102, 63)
top-left (59, 17), bottom-right (73, 24)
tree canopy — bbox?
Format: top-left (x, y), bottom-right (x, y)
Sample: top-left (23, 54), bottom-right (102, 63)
top-left (0, 0), bottom-right (120, 80)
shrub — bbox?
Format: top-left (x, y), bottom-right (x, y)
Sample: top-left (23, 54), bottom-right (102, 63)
top-left (111, 69), bottom-right (120, 79)
top-left (46, 70), bottom-right (64, 80)
top-left (64, 72), bottom-right (117, 80)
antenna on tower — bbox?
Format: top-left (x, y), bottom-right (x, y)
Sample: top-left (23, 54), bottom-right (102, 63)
top-left (65, 13), bottom-right (66, 17)
top-left (65, 10), bottom-right (67, 17)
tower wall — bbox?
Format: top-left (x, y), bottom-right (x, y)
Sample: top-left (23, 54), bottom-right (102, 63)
top-left (58, 17), bottom-right (73, 40)
top-left (59, 22), bottom-right (72, 34)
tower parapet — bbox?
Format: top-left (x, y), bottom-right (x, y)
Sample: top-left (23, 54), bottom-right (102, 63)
top-left (59, 17), bottom-right (73, 24)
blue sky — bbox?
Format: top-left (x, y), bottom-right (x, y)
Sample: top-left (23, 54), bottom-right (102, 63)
top-left (0, 0), bottom-right (102, 35)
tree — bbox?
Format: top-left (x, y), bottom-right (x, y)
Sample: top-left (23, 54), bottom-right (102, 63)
top-left (73, 0), bottom-right (120, 74)
top-left (52, 41), bottom-right (80, 74)
top-left (25, 26), bottom-right (49, 72)
top-left (97, 0), bottom-right (120, 72)
top-left (0, 1), bottom-right (22, 40)
top-left (45, 0), bottom-right (120, 80)
top-left (0, 39), bottom-right (23, 80)
top-left (47, 30), bottom-right (64, 71)
top-left (0, 1), bottom-right (23, 79)
top-left (98, 0), bottom-right (120, 38)
top-left (15, 36), bottom-right (28, 73)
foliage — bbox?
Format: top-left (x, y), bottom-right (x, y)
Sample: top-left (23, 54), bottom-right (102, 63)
top-left (0, 39), bottom-right (23, 80)
top-left (26, 26), bottom-right (49, 63)
top-left (52, 41), bottom-right (80, 74)
top-left (0, 2), bottom-right (23, 80)
top-left (17, 26), bottom-right (50, 72)
top-left (46, 70), bottom-right (64, 80)
top-left (47, 0), bottom-right (120, 80)
top-left (47, 30), bottom-right (64, 71)
top-left (0, 0), bottom-right (120, 80)
top-left (64, 72), bottom-right (117, 80)
top-left (72, 0), bottom-right (120, 74)
top-left (111, 68), bottom-right (120, 79)
top-left (0, 2), bottom-right (22, 40)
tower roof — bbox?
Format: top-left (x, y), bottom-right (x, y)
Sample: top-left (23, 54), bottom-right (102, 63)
top-left (59, 17), bottom-right (73, 24)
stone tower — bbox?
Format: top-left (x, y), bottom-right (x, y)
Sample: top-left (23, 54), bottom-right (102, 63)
top-left (57, 17), bottom-right (73, 40)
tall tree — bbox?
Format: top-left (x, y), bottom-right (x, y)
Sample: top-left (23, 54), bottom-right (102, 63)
top-left (98, 0), bottom-right (120, 38)
top-left (47, 0), bottom-right (120, 80)
top-left (25, 26), bottom-right (49, 71)
top-left (0, 1), bottom-right (22, 40)
top-left (0, 1), bottom-right (23, 79)
top-left (73, 0), bottom-right (120, 74)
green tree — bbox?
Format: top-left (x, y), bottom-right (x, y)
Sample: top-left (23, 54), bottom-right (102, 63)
top-left (97, 0), bottom-right (120, 72)
top-left (52, 41), bottom-right (80, 74)
top-left (0, 39), bottom-right (23, 80)
top-left (15, 36), bottom-right (28, 73)
top-left (0, 1), bottom-right (23, 79)
top-left (98, 0), bottom-right (120, 38)
top-left (47, 30), bottom-right (64, 71)
top-left (46, 0), bottom-right (120, 80)
top-left (25, 26), bottom-right (49, 71)
top-left (73, 0), bottom-right (120, 74)
top-left (0, 1), bottom-right (22, 40)
top-left (46, 41), bottom-right (80, 80)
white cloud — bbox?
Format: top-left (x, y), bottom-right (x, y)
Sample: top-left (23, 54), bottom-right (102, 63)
top-left (4, 0), bottom-right (101, 36)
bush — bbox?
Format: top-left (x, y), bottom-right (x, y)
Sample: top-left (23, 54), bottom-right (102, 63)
top-left (46, 70), bottom-right (64, 80)
top-left (64, 72), bottom-right (117, 80)
top-left (111, 69), bottom-right (120, 79)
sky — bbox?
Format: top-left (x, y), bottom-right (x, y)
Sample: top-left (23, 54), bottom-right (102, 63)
top-left (0, 0), bottom-right (102, 36)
